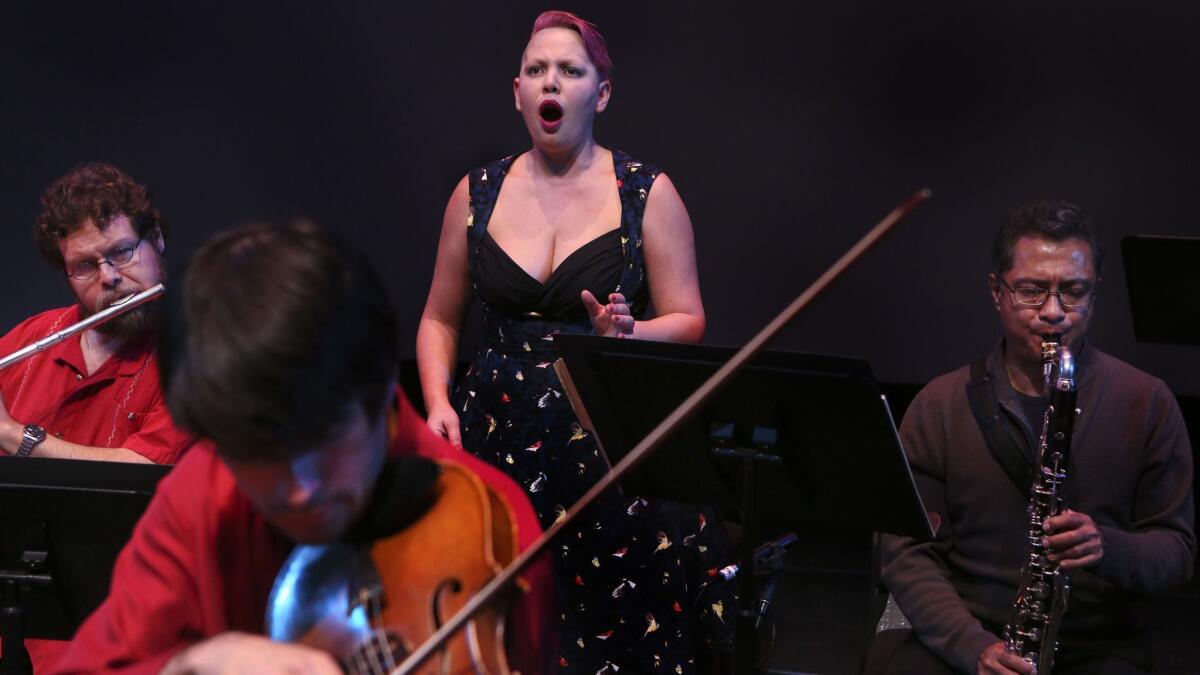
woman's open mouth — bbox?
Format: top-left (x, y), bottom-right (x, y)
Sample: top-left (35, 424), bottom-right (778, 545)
top-left (538, 100), bottom-right (563, 132)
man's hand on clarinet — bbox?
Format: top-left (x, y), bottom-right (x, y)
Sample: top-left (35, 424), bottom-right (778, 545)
top-left (978, 641), bottom-right (1035, 675)
top-left (1043, 508), bottom-right (1104, 569)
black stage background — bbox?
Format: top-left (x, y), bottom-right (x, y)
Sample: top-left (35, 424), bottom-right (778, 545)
top-left (2, 2), bottom-right (1199, 672)
top-left (1, 1), bottom-right (1197, 393)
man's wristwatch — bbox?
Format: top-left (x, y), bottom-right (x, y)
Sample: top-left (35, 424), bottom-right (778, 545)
top-left (15, 424), bottom-right (46, 457)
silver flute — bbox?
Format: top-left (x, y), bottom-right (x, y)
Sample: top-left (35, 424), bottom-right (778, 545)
top-left (0, 283), bottom-right (166, 371)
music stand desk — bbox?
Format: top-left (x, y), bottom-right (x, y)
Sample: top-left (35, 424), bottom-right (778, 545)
top-left (553, 335), bottom-right (931, 673)
top-left (1122, 234), bottom-right (1200, 345)
top-left (553, 335), bottom-right (931, 539)
top-left (0, 458), bottom-right (170, 674)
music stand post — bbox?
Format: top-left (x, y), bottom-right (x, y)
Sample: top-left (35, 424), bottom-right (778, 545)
top-left (0, 551), bottom-right (54, 675)
top-left (0, 458), bottom-right (170, 675)
top-left (711, 425), bottom-right (789, 671)
top-left (553, 335), bottom-right (932, 675)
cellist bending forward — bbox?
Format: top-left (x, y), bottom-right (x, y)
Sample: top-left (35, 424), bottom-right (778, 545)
top-left (49, 221), bottom-right (554, 675)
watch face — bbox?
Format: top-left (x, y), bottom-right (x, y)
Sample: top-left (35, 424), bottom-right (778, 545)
top-left (17, 424), bottom-right (46, 456)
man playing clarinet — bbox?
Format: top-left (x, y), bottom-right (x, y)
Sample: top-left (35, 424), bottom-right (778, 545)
top-left (867, 202), bottom-right (1194, 674)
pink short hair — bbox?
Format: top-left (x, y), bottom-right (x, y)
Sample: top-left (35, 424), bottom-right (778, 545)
top-left (531, 10), bottom-right (613, 83)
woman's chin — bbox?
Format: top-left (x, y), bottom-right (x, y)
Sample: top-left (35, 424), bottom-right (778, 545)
top-left (526, 119), bottom-right (587, 148)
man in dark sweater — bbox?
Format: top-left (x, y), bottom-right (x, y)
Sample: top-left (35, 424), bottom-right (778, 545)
top-left (867, 202), bottom-right (1194, 674)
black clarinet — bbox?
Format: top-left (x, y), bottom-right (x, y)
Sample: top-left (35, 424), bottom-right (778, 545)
top-left (1002, 340), bottom-right (1079, 673)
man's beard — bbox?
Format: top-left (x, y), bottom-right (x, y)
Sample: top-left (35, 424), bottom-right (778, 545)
top-left (80, 254), bottom-right (166, 342)
top-left (93, 303), bottom-right (156, 340)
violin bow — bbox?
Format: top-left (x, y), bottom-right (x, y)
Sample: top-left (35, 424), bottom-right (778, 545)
top-left (393, 188), bottom-right (933, 674)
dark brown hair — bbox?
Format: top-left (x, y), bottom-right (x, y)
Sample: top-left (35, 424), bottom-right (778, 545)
top-left (35, 162), bottom-right (166, 269)
top-left (159, 221), bottom-right (399, 462)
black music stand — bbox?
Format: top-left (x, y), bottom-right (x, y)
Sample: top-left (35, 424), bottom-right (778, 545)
top-left (0, 458), bottom-right (170, 675)
top-left (1122, 235), bottom-right (1200, 345)
top-left (553, 335), bottom-right (932, 675)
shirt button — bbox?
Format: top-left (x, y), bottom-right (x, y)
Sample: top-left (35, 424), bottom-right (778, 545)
top-left (75, 373), bottom-right (83, 381)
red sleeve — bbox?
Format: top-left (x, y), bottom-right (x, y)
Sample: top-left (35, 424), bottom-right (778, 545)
top-left (121, 390), bottom-right (194, 464)
top-left (48, 453), bottom-right (222, 674)
top-left (393, 390), bottom-right (558, 672)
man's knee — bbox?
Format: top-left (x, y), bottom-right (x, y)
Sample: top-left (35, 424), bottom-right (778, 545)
top-left (862, 629), bottom-right (956, 675)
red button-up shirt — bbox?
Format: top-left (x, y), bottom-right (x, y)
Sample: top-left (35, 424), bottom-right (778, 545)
top-left (0, 305), bottom-right (190, 463)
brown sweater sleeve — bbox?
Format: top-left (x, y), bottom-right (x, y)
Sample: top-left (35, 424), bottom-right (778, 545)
top-left (881, 381), bottom-right (1000, 673)
top-left (1091, 376), bottom-right (1195, 592)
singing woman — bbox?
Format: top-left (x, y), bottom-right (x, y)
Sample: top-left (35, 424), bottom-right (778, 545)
top-left (416, 10), bottom-right (726, 673)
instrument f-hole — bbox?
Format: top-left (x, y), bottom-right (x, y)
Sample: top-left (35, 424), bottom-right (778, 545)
top-left (432, 578), bottom-right (464, 628)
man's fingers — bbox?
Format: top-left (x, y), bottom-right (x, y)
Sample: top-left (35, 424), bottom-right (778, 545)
top-left (1044, 529), bottom-right (1089, 551)
top-left (1043, 509), bottom-right (1086, 532)
top-left (1058, 551), bottom-right (1103, 569)
top-left (997, 649), bottom-right (1036, 674)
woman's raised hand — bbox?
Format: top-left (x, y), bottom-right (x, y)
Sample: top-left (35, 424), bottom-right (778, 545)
top-left (582, 290), bottom-right (634, 338)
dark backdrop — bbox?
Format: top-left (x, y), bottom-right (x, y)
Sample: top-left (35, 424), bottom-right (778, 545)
top-left (2, 1), bottom-right (1197, 395)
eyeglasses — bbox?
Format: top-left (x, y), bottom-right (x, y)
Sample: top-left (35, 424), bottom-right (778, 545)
top-left (997, 278), bottom-right (1095, 308)
top-left (66, 238), bottom-right (144, 281)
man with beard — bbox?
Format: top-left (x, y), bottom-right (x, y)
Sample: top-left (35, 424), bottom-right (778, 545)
top-left (0, 162), bottom-right (190, 671)
top-left (0, 162), bottom-right (189, 464)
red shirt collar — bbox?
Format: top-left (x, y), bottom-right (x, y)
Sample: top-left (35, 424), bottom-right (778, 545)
top-left (49, 305), bottom-right (155, 380)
